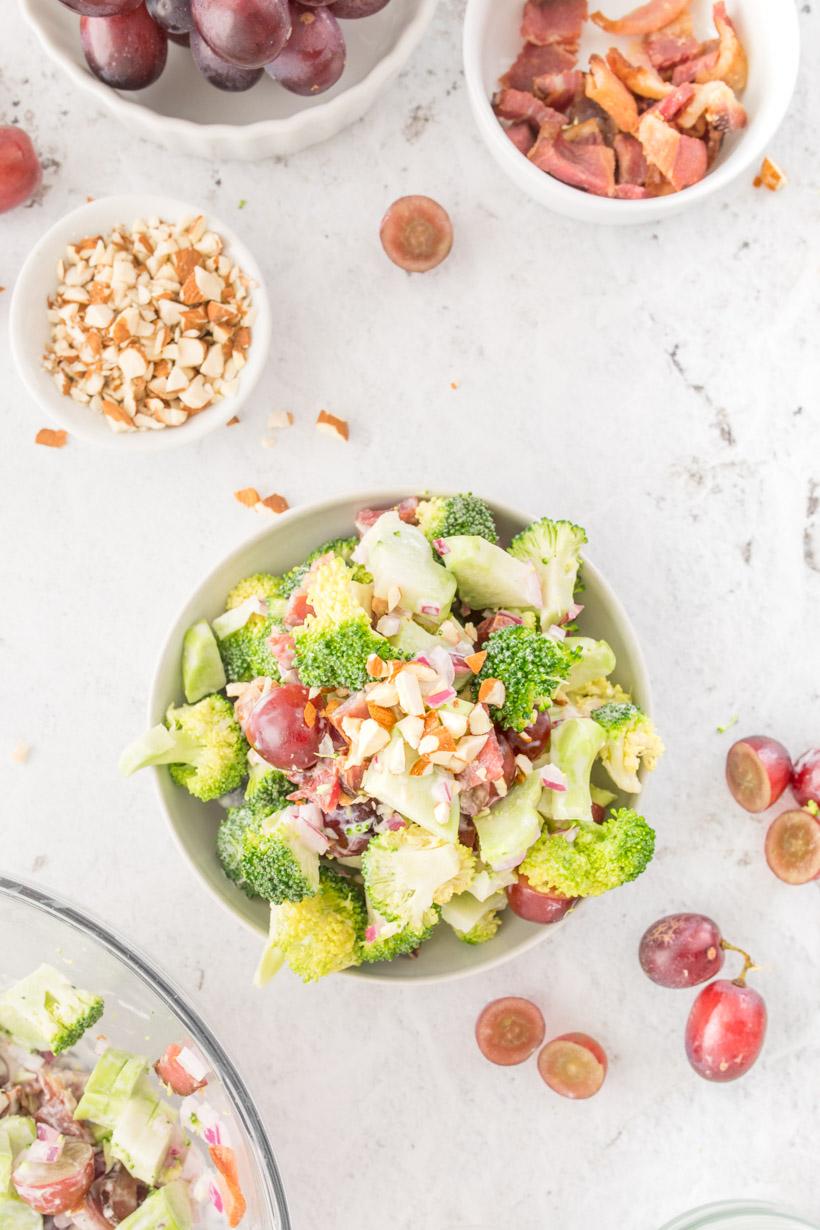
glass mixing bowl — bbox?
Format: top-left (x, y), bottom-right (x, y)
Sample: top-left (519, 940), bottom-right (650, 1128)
top-left (660, 1202), bottom-right (819, 1230)
top-left (0, 874), bottom-right (290, 1229)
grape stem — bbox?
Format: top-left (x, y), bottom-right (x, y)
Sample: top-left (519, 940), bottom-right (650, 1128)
top-left (720, 939), bottom-right (759, 986)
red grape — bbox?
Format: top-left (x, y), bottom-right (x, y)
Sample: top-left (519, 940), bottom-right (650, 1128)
top-left (792, 748), bottom-right (820, 808)
top-left (146, 0), bottom-right (193, 33)
top-left (639, 913), bottom-right (725, 989)
top-left (191, 0), bottom-right (291, 69)
top-left (764, 808), bottom-right (820, 884)
top-left (86, 1165), bottom-right (140, 1224)
top-left (80, 4), bottom-right (168, 89)
top-left (537, 1033), bottom-right (607, 1099)
top-left (380, 196), bottom-right (453, 273)
top-left (506, 875), bottom-right (577, 924)
top-left (725, 735), bottom-right (792, 813)
top-left (0, 126), bottom-right (42, 214)
top-left (191, 27), bottom-right (263, 87)
top-left (13, 1140), bottom-right (95, 1215)
top-left (685, 977), bottom-right (766, 1082)
top-left (247, 683), bottom-right (323, 771)
top-left (505, 709), bottom-right (551, 760)
top-left (265, 3), bottom-right (345, 95)
top-left (59, 0), bottom-right (142, 14)
top-left (332, 0), bottom-right (390, 15)
top-left (475, 997), bottom-right (545, 1066)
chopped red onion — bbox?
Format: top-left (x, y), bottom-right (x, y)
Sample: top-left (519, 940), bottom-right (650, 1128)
top-left (426, 687), bottom-right (457, 708)
top-left (419, 602), bottom-right (441, 616)
top-left (208, 1180), bottom-right (225, 1215)
top-left (433, 538), bottom-right (450, 555)
top-left (539, 764), bottom-right (568, 792)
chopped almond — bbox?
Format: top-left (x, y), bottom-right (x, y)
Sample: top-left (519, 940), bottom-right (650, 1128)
top-left (226, 416), bottom-right (240, 427)
top-left (367, 702), bottom-right (397, 729)
top-left (464, 650), bottom-right (488, 674)
top-left (316, 409), bottom-right (349, 442)
top-left (478, 677), bottom-right (505, 706)
top-left (257, 492), bottom-right (289, 515)
top-left (174, 248), bottom-right (202, 282)
top-left (304, 701), bottom-right (318, 728)
top-left (234, 486), bottom-right (261, 508)
top-left (268, 410), bottom-right (294, 429)
top-left (11, 740), bottom-right (31, 764)
top-left (35, 428), bottom-right (68, 448)
top-left (409, 756), bottom-right (431, 777)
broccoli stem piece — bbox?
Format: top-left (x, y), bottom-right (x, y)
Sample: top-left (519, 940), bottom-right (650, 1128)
top-left (119, 695), bottom-right (248, 802)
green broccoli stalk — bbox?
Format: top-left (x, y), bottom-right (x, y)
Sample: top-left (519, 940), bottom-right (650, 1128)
top-left (592, 702), bottom-right (665, 793)
top-left (293, 555), bottom-right (396, 690)
top-left (520, 807), bottom-right (656, 898)
top-left (217, 805), bottom-right (319, 903)
top-left (360, 905), bottom-right (438, 963)
top-left (440, 890), bottom-right (506, 945)
top-left (113, 1180), bottom-right (192, 1230)
top-left (119, 694), bottom-right (248, 802)
top-left (245, 752), bottom-right (293, 815)
top-left (225, 573), bottom-right (283, 610)
top-left (361, 823), bottom-right (475, 933)
top-left (538, 717), bottom-right (606, 824)
top-left (509, 518), bottom-right (587, 629)
top-left (279, 536), bottom-right (367, 598)
top-left (255, 867), bottom-right (366, 985)
top-left (416, 493), bottom-right (498, 545)
top-left (0, 964), bottom-right (104, 1055)
top-left (476, 624), bottom-right (580, 732)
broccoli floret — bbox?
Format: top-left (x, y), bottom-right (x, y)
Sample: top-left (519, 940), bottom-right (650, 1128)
top-left (0, 964), bottom-right (104, 1055)
top-left (245, 754), bottom-right (293, 815)
top-left (565, 677), bottom-right (632, 717)
top-left (458, 913), bottom-right (502, 944)
top-left (219, 613), bottom-right (284, 684)
top-left (293, 555), bottom-right (396, 690)
top-left (416, 493), bottom-right (498, 545)
top-left (119, 694), bottom-right (248, 802)
top-left (226, 573), bottom-right (283, 610)
top-left (360, 906), bottom-right (438, 963)
top-left (217, 805), bottom-right (319, 904)
top-left (361, 823), bottom-right (475, 933)
top-left (591, 702), bottom-right (665, 793)
top-left (255, 866), bottom-right (366, 985)
top-left (279, 536), bottom-right (364, 598)
top-left (520, 807), bottom-right (656, 898)
top-left (477, 624), bottom-right (579, 732)
top-left (509, 518), bottom-right (587, 629)
top-left (440, 889), bottom-right (506, 944)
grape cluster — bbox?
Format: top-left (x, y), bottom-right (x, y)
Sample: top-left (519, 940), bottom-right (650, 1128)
top-left (59, 0), bottom-right (393, 95)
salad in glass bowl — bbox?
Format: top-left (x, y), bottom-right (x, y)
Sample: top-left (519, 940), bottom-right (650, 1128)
top-left (122, 493), bottom-right (664, 984)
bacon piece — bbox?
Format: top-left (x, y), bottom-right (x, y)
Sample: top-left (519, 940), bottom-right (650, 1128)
top-left (671, 40), bottom-right (718, 84)
top-left (613, 132), bottom-right (648, 184)
top-left (585, 54), bottom-right (639, 133)
top-left (155, 1044), bottom-right (207, 1097)
top-left (529, 126), bottom-right (616, 195)
top-left (591, 0), bottom-right (688, 36)
top-left (457, 729), bottom-right (507, 790)
top-left (354, 497), bottom-right (418, 536)
top-left (475, 611), bottom-right (524, 646)
top-left (493, 87), bottom-right (555, 128)
top-left (653, 82), bottom-right (695, 121)
top-left (563, 118), bottom-right (605, 145)
top-left (695, 2), bottom-right (747, 92)
top-left (327, 690), bottom-right (370, 734)
top-left (284, 589), bottom-right (313, 628)
top-left (290, 760), bottom-right (341, 813)
top-left (505, 122), bottom-right (536, 154)
top-left (606, 47), bottom-right (673, 100)
top-left (614, 184), bottom-right (651, 198)
top-left (644, 13), bottom-right (700, 70)
top-left (677, 81), bottom-right (747, 132)
top-left (705, 125), bottom-right (725, 167)
top-left (637, 111), bottom-right (707, 190)
top-left (501, 42), bottom-right (577, 92)
top-left (533, 68), bottom-right (584, 110)
top-left (341, 762), bottom-right (366, 795)
top-left (268, 631), bottom-right (297, 672)
top-left (522, 0), bottom-right (587, 46)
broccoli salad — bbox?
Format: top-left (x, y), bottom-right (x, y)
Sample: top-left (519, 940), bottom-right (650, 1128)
top-left (0, 964), bottom-right (248, 1228)
top-left (121, 493), bottom-right (665, 983)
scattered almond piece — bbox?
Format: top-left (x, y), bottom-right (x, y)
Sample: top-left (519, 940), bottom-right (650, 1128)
top-left (465, 650), bottom-right (487, 674)
top-left (450, 381), bottom-right (459, 390)
top-left (269, 410), bottom-right (294, 429)
top-left (316, 409), bottom-right (349, 442)
top-left (226, 416), bottom-right (240, 427)
top-left (304, 701), bottom-right (318, 728)
top-left (35, 428), bottom-right (68, 448)
top-left (11, 740), bottom-right (30, 764)
top-left (234, 487), bottom-right (261, 508)
top-left (754, 156), bottom-right (787, 191)
top-left (256, 492), bottom-right (289, 515)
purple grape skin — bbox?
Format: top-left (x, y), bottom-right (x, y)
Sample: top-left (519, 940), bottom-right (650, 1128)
top-left (332, 0), bottom-right (390, 16)
top-left (146, 0), bottom-right (194, 34)
top-left (191, 0), bottom-right (291, 69)
top-left (265, 2), bottom-right (345, 95)
top-left (80, 4), bottom-right (168, 90)
top-left (191, 27), bottom-right (263, 89)
top-left (639, 913), bottom-right (725, 990)
top-left (59, 0), bottom-right (143, 16)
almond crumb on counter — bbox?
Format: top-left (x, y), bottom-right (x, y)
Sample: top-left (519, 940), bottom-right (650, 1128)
top-left (450, 381), bottom-right (459, 390)
top-left (256, 492), bottom-right (289, 515)
top-left (11, 741), bottom-right (31, 764)
top-left (35, 428), bottom-right (68, 448)
top-left (268, 410), bottom-right (294, 429)
top-left (226, 416), bottom-right (240, 427)
top-left (754, 157), bottom-right (787, 191)
top-left (234, 486), bottom-right (261, 508)
top-left (316, 409), bottom-right (349, 441)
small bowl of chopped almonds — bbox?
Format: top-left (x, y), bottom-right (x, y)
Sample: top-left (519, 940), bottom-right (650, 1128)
top-left (10, 195), bottom-right (271, 449)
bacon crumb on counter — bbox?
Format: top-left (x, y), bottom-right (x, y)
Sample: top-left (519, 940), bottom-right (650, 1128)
top-left (257, 492), bottom-right (290, 515)
top-left (35, 428), bottom-right (68, 448)
top-left (754, 157), bottom-right (787, 191)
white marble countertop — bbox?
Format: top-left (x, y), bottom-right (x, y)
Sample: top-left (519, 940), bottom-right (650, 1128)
top-left (2, 2), bottom-right (819, 1228)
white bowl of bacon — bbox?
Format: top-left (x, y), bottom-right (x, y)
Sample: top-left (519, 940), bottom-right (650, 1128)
top-left (463, 0), bottom-right (800, 223)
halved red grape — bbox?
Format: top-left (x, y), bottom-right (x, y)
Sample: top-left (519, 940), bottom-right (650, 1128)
top-left (725, 735), bottom-right (792, 813)
top-left (685, 978), bottom-right (766, 1082)
top-left (380, 195), bottom-right (453, 273)
top-left (13, 1140), bottom-right (95, 1215)
top-left (265, 3), bottom-right (345, 95)
top-left (537, 1033), bottom-right (607, 1099)
top-left (191, 0), bottom-right (291, 68)
top-left (332, 0), bottom-right (390, 15)
top-left (506, 875), bottom-right (577, 924)
top-left (639, 913), bottom-right (725, 989)
top-left (505, 709), bottom-right (551, 760)
top-left (146, 0), bottom-right (193, 33)
top-left (247, 683), bottom-right (323, 771)
top-left (792, 748), bottom-right (820, 808)
top-left (764, 808), bottom-right (820, 885)
top-left (191, 27), bottom-right (263, 87)
top-left (0, 126), bottom-right (42, 214)
top-left (475, 997), bottom-right (545, 1066)
top-left (59, 0), bottom-right (142, 14)
top-left (80, 4), bottom-right (168, 89)
top-left (85, 1164), bottom-right (140, 1224)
